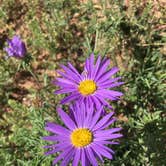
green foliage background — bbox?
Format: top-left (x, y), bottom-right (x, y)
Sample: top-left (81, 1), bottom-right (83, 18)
top-left (0, 0), bottom-right (165, 166)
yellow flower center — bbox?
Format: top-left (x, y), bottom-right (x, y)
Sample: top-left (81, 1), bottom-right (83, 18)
top-left (78, 80), bottom-right (97, 95)
top-left (70, 128), bottom-right (93, 148)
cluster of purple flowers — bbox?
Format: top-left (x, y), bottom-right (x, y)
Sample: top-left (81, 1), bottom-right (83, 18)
top-left (5, 35), bottom-right (123, 166)
top-left (45, 54), bottom-right (123, 166)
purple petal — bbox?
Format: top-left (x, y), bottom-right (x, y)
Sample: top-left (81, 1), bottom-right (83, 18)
top-left (67, 62), bottom-right (82, 79)
top-left (99, 118), bottom-right (117, 130)
top-left (44, 143), bottom-right (71, 156)
top-left (106, 90), bottom-right (123, 97)
top-left (96, 143), bottom-right (115, 154)
top-left (53, 146), bottom-right (73, 165)
top-left (81, 149), bottom-right (86, 166)
top-left (92, 112), bottom-right (114, 131)
top-left (56, 77), bottom-right (77, 86)
top-left (54, 80), bottom-right (77, 88)
top-left (86, 147), bottom-right (98, 166)
top-left (104, 82), bottom-right (124, 89)
top-left (58, 108), bottom-right (77, 130)
top-left (91, 143), bottom-right (113, 160)
top-left (72, 102), bottom-right (86, 128)
top-left (72, 148), bottom-right (81, 166)
top-left (43, 135), bottom-right (70, 142)
top-left (89, 53), bottom-right (95, 79)
top-left (94, 140), bottom-right (119, 145)
top-left (42, 135), bottom-right (57, 142)
top-left (95, 90), bottom-right (116, 101)
top-left (91, 145), bottom-right (104, 163)
top-left (93, 94), bottom-right (113, 109)
top-left (61, 64), bottom-right (81, 81)
top-left (91, 55), bottom-right (101, 79)
top-left (60, 148), bottom-right (75, 166)
top-left (60, 93), bottom-right (80, 104)
top-left (97, 77), bottom-right (122, 87)
top-left (72, 104), bottom-right (82, 127)
top-left (95, 89), bottom-right (123, 101)
top-left (97, 67), bottom-right (119, 83)
top-left (84, 109), bottom-right (93, 128)
top-left (84, 57), bottom-right (90, 72)
top-left (55, 88), bottom-right (77, 94)
top-left (57, 70), bottom-right (80, 84)
top-left (94, 133), bottom-right (123, 141)
top-left (45, 122), bottom-right (70, 135)
top-left (91, 96), bottom-right (102, 110)
top-left (94, 128), bottom-right (122, 137)
top-left (94, 59), bottom-right (110, 81)
top-left (88, 107), bottom-right (103, 129)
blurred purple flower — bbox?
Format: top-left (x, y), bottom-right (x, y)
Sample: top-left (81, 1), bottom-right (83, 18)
top-left (5, 35), bottom-right (26, 58)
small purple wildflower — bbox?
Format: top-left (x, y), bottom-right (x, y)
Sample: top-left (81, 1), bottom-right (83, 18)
top-left (5, 35), bottom-right (26, 58)
top-left (43, 103), bottom-right (122, 166)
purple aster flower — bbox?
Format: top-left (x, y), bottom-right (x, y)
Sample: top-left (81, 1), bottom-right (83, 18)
top-left (5, 35), bottom-right (26, 58)
top-left (54, 53), bottom-right (123, 110)
top-left (43, 104), bottom-right (122, 166)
